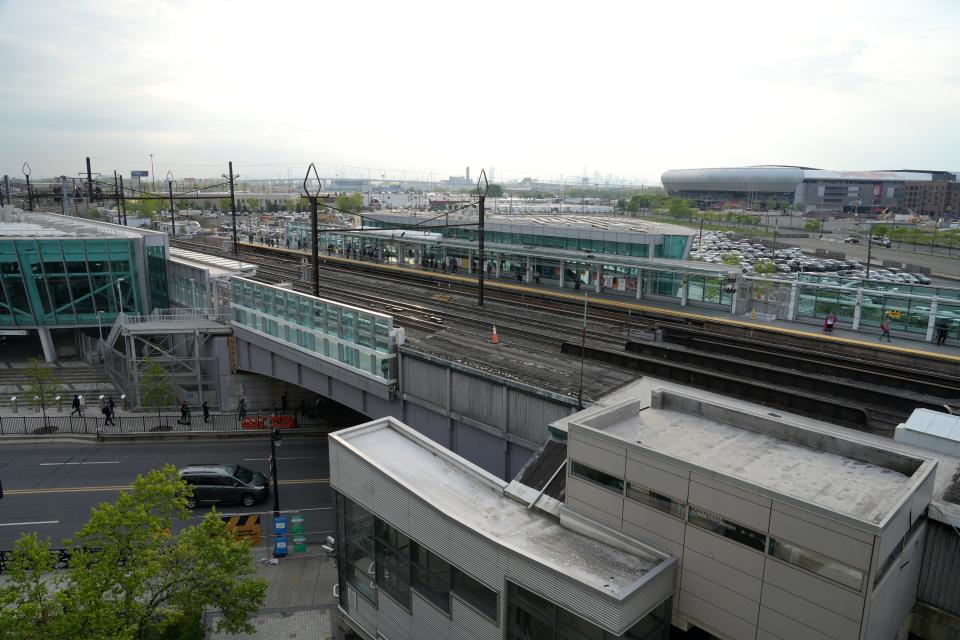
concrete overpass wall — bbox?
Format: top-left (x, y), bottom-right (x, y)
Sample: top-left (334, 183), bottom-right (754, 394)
top-left (230, 326), bottom-right (578, 481)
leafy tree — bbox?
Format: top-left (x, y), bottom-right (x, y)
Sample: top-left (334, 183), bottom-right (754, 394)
top-left (139, 360), bottom-right (174, 420)
top-left (804, 219), bottom-right (822, 233)
top-left (334, 193), bottom-right (364, 213)
top-left (0, 466), bottom-right (267, 640)
top-left (721, 253), bottom-right (742, 266)
top-left (753, 260), bottom-right (778, 275)
top-left (872, 223), bottom-right (888, 237)
top-left (667, 198), bottom-right (693, 219)
top-left (218, 198), bottom-right (232, 212)
top-left (244, 198), bottom-right (259, 212)
top-left (487, 184), bottom-right (504, 198)
top-left (24, 357), bottom-right (59, 426)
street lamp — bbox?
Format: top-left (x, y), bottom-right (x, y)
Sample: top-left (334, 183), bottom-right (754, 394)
top-left (115, 278), bottom-right (125, 313)
top-left (270, 426), bottom-right (282, 518)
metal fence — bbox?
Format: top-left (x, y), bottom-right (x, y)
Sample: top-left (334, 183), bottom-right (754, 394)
top-left (0, 412), bottom-right (317, 436)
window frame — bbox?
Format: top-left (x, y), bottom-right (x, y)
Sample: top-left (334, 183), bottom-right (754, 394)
top-left (687, 505), bottom-right (766, 552)
top-left (569, 461), bottom-right (625, 494)
top-left (451, 566), bottom-right (499, 624)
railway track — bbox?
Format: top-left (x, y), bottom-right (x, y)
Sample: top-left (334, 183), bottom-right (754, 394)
top-left (174, 238), bottom-right (960, 435)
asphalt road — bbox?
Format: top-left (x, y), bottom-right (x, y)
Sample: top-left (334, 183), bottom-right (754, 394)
top-left (0, 437), bottom-right (331, 549)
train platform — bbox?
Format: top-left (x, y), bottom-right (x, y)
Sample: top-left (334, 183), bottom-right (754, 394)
top-left (240, 240), bottom-right (960, 363)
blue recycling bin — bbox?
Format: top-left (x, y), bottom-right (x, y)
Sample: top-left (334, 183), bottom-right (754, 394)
top-left (273, 515), bottom-right (288, 558)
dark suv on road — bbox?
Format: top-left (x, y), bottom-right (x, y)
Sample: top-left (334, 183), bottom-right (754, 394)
top-left (179, 464), bottom-right (269, 508)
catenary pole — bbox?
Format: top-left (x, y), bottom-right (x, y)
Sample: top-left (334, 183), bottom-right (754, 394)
top-left (229, 161), bottom-right (239, 255)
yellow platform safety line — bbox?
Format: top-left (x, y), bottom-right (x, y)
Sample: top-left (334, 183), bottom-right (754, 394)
top-left (241, 241), bottom-right (960, 364)
top-left (3, 478), bottom-right (330, 496)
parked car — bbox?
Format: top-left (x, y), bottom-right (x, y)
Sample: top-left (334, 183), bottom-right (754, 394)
top-left (843, 237), bottom-right (860, 244)
top-left (179, 464), bottom-right (269, 508)
top-left (911, 273), bottom-right (932, 285)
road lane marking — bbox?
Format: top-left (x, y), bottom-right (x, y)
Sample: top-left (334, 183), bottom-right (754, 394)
top-left (0, 520), bottom-right (59, 527)
top-left (2, 478), bottom-right (329, 496)
top-left (242, 457), bottom-right (319, 461)
top-left (39, 461), bottom-right (119, 466)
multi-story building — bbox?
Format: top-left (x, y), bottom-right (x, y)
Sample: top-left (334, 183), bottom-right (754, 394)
top-left (899, 181), bottom-right (955, 217)
top-left (329, 383), bottom-right (943, 640)
top-left (0, 207), bottom-right (170, 360)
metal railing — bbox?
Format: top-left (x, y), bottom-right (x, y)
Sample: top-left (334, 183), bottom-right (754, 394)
top-left (0, 412), bottom-right (320, 437)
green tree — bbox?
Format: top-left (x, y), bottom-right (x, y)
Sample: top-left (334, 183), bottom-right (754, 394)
top-left (24, 357), bottom-right (59, 427)
top-left (753, 260), bottom-right (778, 275)
top-left (487, 184), bottom-right (504, 198)
top-left (804, 219), bottom-right (822, 233)
top-left (244, 198), bottom-right (259, 212)
top-left (0, 466), bottom-right (267, 640)
top-left (721, 253), bottom-right (742, 266)
top-left (667, 198), bottom-right (693, 219)
top-left (139, 360), bottom-right (174, 421)
top-left (334, 193), bottom-right (364, 213)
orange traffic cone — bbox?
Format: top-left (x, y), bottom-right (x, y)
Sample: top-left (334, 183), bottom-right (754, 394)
top-left (491, 325), bottom-right (500, 344)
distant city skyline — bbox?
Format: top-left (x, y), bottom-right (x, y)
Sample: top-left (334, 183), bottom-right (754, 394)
top-left (1, 1), bottom-right (957, 184)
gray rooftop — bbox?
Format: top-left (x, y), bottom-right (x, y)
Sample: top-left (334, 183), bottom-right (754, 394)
top-left (569, 386), bottom-right (938, 527)
top-left (334, 417), bottom-right (668, 596)
top-left (0, 207), bottom-right (166, 240)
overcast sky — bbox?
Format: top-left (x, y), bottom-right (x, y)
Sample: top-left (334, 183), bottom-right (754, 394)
top-left (0, 0), bottom-right (957, 184)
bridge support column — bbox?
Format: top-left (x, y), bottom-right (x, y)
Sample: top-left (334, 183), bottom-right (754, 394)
top-left (594, 265), bottom-right (601, 293)
top-left (38, 328), bottom-right (56, 362)
top-left (495, 255), bottom-right (501, 278)
top-left (680, 274), bottom-right (689, 307)
top-left (926, 299), bottom-right (939, 343)
top-left (787, 282), bottom-right (799, 320)
top-left (852, 288), bottom-right (863, 331)
top-left (559, 261), bottom-right (565, 288)
top-left (636, 270), bottom-right (643, 300)
top-left (526, 257), bottom-right (532, 283)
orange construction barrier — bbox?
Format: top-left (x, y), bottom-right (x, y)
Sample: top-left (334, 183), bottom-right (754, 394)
top-left (241, 416), bottom-right (266, 430)
top-left (491, 325), bottom-right (500, 344)
top-left (271, 415), bottom-right (296, 429)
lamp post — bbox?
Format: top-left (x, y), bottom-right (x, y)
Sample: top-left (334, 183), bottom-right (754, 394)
top-left (166, 171), bottom-right (176, 236)
top-left (115, 278), bottom-right (125, 313)
top-left (270, 426), bottom-right (281, 517)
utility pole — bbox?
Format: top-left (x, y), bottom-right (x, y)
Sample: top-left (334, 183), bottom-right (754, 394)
top-left (113, 171), bottom-right (122, 224)
top-left (303, 163), bottom-right (321, 297)
top-left (228, 161), bottom-right (239, 255)
top-left (477, 169), bottom-right (489, 307)
top-left (270, 425), bottom-right (282, 519)
top-left (118, 175), bottom-right (127, 225)
top-left (149, 154), bottom-right (155, 191)
top-left (166, 171), bottom-right (176, 236)
top-left (85, 157), bottom-right (94, 206)
top-left (22, 163), bottom-right (32, 212)
top-left (2, 175), bottom-right (8, 206)
top-left (865, 223), bottom-right (873, 281)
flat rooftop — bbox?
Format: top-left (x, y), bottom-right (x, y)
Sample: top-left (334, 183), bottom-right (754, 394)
top-left (169, 247), bottom-right (258, 278)
top-left (572, 387), bottom-right (936, 527)
top-left (335, 417), bottom-right (667, 597)
top-left (365, 211), bottom-right (695, 237)
top-left (0, 207), bottom-right (164, 240)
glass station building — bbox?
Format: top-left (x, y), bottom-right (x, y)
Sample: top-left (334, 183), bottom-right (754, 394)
top-left (0, 209), bottom-right (169, 360)
top-left (284, 213), bottom-right (737, 308)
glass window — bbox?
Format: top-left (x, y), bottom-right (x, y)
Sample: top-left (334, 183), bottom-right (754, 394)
top-left (411, 541), bottom-right (450, 612)
top-left (687, 506), bottom-right (766, 552)
top-left (507, 582), bottom-right (670, 640)
top-left (375, 519), bottom-right (411, 608)
top-left (626, 483), bottom-right (685, 519)
top-left (451, 568), bottom-right (498, 622)
top-left (570, 462), bottom-right (624, 493)
top-left (337, 494), bottom-right (377, 604)
top-left (768, 537), bottom-right (864, 591)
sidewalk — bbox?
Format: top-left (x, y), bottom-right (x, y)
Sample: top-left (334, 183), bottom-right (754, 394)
top-left (205, 548), bottom-right (340, 640)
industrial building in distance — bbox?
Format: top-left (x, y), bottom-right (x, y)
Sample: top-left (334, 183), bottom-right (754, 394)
top-left (661, 166), bottom-right (960, 216)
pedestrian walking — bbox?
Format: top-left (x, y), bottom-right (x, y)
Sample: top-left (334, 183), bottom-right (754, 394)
top-left (202, 401), bottom-right (210, 424)
top-left (179, 401), bottom-right (191, 426)
top-left (936, 321), bottom-right (949, 346)
top-left (108, 396), bottom-right (116, 418)
top-left (281, 391), bottom-right (288, 413)
top-left (70, 394), bottom-right (83, 417)
top-left (101, 403), bottom-right (115, 426)
top-left (298, 396), bottom-right (308, 418)
top-left (823, 314), bottom-right (836, 334)
top-left (273, 401), bottom-right (281, 416)
top-left (238, 397), bottom-right (247, 420)
top-left (879, 320), bottom-right (891, 342)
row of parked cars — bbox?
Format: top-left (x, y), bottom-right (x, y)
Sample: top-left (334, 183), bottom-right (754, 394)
top-left (692, 231), bottom-right (933, 285)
